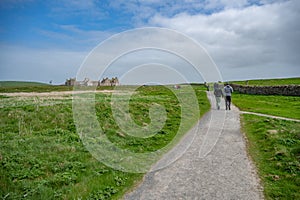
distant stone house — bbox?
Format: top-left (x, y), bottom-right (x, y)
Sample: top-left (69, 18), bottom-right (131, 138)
top-left (88, 81), bottom-right (100, 86)
top-left (65, 77), bottom-right (120, 86)
top-left (99, 77), bottom-right (119, 86)
top-left (111, 77), bottom-right (119, 86)
top-left (65, 78), bottom-right (76, 86)
top-left (84, 78), bottom-right (99, 86)
top-left (100, 77), bottom-right (111, 86)
top-left (65, 78), bottom-right (88, 86)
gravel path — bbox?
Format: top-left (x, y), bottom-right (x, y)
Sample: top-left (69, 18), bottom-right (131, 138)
top-left (124, 92), bottom-right (263, 200)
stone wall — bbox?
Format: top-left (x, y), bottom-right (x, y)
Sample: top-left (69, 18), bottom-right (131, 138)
top-left (231, 84), bottom-right (300, 96)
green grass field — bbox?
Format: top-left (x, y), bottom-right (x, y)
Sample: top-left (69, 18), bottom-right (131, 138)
top-left (0, 85), bottom-right (210, 199)
top-left (0, 81), bottom-right (49, 87)
top-left (234, 84), bottom-right (300, 199)
top-left (232, 77), bottom-right (300, 86)
top-left (0, 83), bottom-right (123, 93)
top-left (2, 78), bottom-right (299, 199)
top-left (0, 81), bottom-right (73, 93)
top-left (242, 115), bottom-right (300, 199)
top-left (233, 93), bottom-right (300, 120)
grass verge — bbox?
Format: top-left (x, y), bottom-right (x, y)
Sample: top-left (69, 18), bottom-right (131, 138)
top-left (233, 93), bottom-right (300, 120)
top-left (241, 114), bottom-right (300, 199)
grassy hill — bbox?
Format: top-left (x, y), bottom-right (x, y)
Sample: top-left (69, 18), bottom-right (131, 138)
top-left (0, 81), bottom-right (49, 87)
top-left (232, 77), bottom-right (300, 86)
top-left (0, 81), bottom-right (74, 93)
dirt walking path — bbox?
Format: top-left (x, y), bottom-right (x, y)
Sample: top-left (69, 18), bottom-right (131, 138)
top-left (124, 92), bottom-right (263, 200)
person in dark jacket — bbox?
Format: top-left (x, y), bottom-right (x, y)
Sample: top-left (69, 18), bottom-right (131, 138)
top-left (224, 83), bottom-right (233, 110)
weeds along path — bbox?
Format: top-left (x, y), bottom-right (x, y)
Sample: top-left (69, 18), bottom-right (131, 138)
top-left (124, 91), bottom-right (263, 200)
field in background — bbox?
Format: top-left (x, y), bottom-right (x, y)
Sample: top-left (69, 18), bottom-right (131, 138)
top-left (0, 81), bottom-right (74, 93)
top-left (232, 77), bottom-right (300, 86)
top-left (233, 94), bottom-right (300, 120)
top-left (0, 81), bottom-right (49, 87)
top-left (0, 85), bottom-right (210, 199)
top-left (233, 80), bottom-right (300, 199)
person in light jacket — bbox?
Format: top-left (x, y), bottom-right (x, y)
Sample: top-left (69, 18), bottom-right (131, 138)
top-left (213, 83), bottom-right (224, 110)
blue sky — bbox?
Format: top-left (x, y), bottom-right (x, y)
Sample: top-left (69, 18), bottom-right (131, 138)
top-left (0, 0), bottom-right (299, 84)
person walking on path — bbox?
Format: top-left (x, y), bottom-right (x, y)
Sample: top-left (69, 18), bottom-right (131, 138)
top-left (213, 83), bottom-right (224, 110)
top-left (224, 83), bottom-right (233, 110)
top-left (124, 91), bottom-right (263, 200)
top-left (204, 82), bottom-right (209, 91)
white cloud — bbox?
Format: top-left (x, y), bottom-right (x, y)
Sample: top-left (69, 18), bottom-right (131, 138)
top-left (1, 0), bottom-right (298, 83)
top-left (106, 49), bottom-right (204, 84)
top-left (74, 27), bottom-right (223, 84)
top-left (204, 0), bottom-right (249, 10)
top-left (149, 0), bottom-right (300, 80)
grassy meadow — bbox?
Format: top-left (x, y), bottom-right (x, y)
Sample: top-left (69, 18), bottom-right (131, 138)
top-left (233, 94), bottom-right (300, 120)
top-left (1, 78), bottom-right (299, 199)
top-left (0, 81), bottom-right (71, 93)
top-left (0, 81), bottom-right (49, 87)
top-left (233, 82), bottom-right (300, 199)
top-left (0, 84), bottom-right (210, 199)
top-left (232, 77), bottom-right (300, 86)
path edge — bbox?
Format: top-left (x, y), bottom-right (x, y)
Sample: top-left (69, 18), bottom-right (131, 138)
top-left (239, 112), bottom-right (265, 200)
top-left (121, 109), bottom-right (213, 199)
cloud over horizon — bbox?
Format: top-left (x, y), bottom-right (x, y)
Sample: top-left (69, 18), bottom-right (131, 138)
top-left (0, 0), bottom-right (299, 83)
top-left (149, 0), bottom-right (300, 80)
